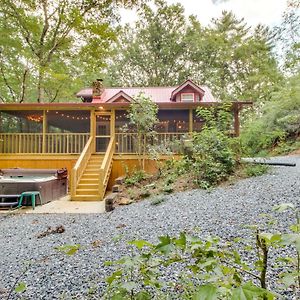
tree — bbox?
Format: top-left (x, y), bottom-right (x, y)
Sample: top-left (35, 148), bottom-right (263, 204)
top-left (274, 0), bottom-right (300, 75)
top-left (187, 11), bottom-right (282, 103)
top-left (106, 0), bottom-right (190, 87)
top-left (0, 0), bottom-right (142, 103)
top-left (126, 93), bottom-right (158, 169)
top-left (241, 73), bottom-right (300, 155)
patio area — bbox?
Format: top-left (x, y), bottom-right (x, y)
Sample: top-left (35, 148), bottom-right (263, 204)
top-left (0, 195), bottom-right (105, 214)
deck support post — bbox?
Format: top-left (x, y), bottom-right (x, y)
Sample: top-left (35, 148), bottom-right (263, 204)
top-left (233, 104), bottom-right (240, 137)
top-left (189, 109), bottom-right (193, 134)
top-left (90, 109), bottom-right (96, 151)
top-left (110, 109), bottom-right (115, 137)
top-left (42, 110), bottom-right (47, 153)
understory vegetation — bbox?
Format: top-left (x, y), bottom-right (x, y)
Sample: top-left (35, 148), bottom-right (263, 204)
top-left (241, 74), bottom-right (300, 156)
top-left (102, 203), bottom-right (300, 299)
top-left (118, 103), bottom-right (268, 203)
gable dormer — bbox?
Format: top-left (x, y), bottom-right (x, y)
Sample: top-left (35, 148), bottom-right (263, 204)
top-left (106, 91), bottom-right (133, 103)
top-left (171, 80), bottom-right (205, 102)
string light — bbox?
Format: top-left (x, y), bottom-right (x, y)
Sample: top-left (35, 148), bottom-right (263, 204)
top-left (53, 111), bottom-right (89, 120)
top-left (27, 115), bottom-right (43, 122)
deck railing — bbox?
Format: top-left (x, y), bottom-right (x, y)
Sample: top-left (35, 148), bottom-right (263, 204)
top-left (115, 132), bottom-right (188, 154)
top-left (99, 136), bottom-right (115, 199)
top-left (0, 133), bottom-right (89, 154)
top-left (71, 136), bottom-right (94, 198)
top-left (0, 132), bottom-right (188, 154)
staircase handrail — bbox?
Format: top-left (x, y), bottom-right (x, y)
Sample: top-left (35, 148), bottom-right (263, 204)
top-left (99, 136), bottom-right (115, 198)
top-left (71, 136), bottom-right (94, 197)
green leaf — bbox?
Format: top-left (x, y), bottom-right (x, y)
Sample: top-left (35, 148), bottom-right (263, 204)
top-left (129, 240), bottom-right (153, 250)
top-left (193, 284), bottom-right (218, 300)
top-left (156, 235), bottom-right (174, 254)
top-left (231, 282), bottom-right (274, 300)
top-left (174, 232), bottom-right (187, 250)
top-left (55, 244), bottom-right (80, 255)
top-left (15, 282), bottom-right (26, 293)
top-left (106, 270), bottom-right (123, 284)
top-left (281, 233), bottom-right (300, 251)
top-left (136, 290), bottom-right (152, 300)
top-left (273, 203), bottom-right (295, 212)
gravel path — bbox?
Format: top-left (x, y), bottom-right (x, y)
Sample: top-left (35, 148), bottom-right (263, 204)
top-left (0, 156), bottom-right (299, 299)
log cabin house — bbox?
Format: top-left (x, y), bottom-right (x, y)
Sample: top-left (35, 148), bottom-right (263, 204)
top-left (0, 80), bottom-right (251, 201)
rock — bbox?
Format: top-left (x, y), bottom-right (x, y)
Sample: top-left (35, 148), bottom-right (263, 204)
top-left (115, 176), bottom-right (125, 185)
top-left (112, 184), bottom-right (122, 193)
top-left (119, 197), bottom-right (133, 205)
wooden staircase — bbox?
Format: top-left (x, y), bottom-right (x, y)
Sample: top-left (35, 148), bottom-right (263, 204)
top-left (71, 136), bottom-right (115, 201)
top-left (72, 154), bottom-right (103, 201)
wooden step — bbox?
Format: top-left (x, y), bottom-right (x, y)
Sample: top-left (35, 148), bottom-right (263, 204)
top-left (86, 164), bottom-right (101, 169)
top-left (85, 167), bottom-right (100, 170)
top-left (78, 183), bottom-right (98, 189)
top-left (76, 188), bottom-right (99, 195)
top-left (81, 173), bottom-right (100, 177)
top-left (79, 178), bottom-right (99, 184)
top-left (89, 158), bottom-right (103, 161)
top-left (71, 195), bottom-right (102, 201)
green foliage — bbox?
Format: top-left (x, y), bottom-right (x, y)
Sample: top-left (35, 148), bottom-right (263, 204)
top-left (55, 244), bottom-right (81, 256)
top-left (162, 184), bottom-right (173, 194)
top-left (15, 282), bottom-right (26, 293)
top-left (108, 2), bottom-right (282, 105)
top-left (190, 128), bottom-right (236, 188)
top-left (103, 232), bottom-right (276, 299)
top-left (103, 202), bottom-right (300, 298)
top-left (107, 0), bottom-right (190, 87)
top-left (180, 105), bottom-right (237, 188)
top-left (126, 92), bottom-right (159, 169)
top-left (156, 105), bottom-right (238, 189)
top-left (0, 0), bottom-right (141, 103)
top-left (124, 169), bottom-right (147, 186)
top-left (140, 187), bottom-right (151, 198)
top-left (150, 195), bottom-right (166, 206)
top-left (244, 164), bottom-right (269, 177)
top-left (188, 12), bottom-right (282, 103)
top-left (241, 74), bottom-right (300, 155)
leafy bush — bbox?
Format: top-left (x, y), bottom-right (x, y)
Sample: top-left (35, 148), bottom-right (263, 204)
top-left (124, 169), bottom-right (147, 186)
top-left (150, 195), bottom-right (166, 206)
top-left (244, 164), bottom-right (269, 177)
top-left (103, 203), bottom-right (300, 299)
top-left (241, 74), bottom-right (300, 155)
top-left (158, 105), bottom-right (238, 189)
top-left (189, 128), bottom-right (236, 188)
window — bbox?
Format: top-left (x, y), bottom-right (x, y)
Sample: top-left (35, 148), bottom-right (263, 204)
top-left (181, 93), bottom-right (194, 102)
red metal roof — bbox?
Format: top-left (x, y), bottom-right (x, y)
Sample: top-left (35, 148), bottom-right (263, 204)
top-left (77, 83), bottom-right (218, 103)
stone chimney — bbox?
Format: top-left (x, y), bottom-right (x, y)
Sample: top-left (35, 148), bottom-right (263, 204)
top-left (92, 79), bottom-right (104, 100)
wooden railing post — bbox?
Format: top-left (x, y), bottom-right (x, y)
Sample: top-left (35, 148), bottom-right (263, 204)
top-left (42, 110), bottom-right (47, 153)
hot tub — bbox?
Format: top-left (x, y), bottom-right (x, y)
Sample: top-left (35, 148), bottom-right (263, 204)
top-left (0, 169), bottom-right (68, 205)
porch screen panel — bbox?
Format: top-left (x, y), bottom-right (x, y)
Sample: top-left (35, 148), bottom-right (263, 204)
top-left (0, 111), bottom-right (43, 154)
top-left (96, 115), bottom-right (111, 152)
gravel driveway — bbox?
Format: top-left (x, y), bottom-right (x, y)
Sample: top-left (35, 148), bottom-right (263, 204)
top-left (0, 156), bottom-right (299, 299)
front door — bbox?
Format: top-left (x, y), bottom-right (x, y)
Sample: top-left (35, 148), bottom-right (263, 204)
top-left (95, 114), bottom-right (111, 153)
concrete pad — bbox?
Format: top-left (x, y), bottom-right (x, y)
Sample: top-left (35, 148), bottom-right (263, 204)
top-left (27, 195), bottom-right (105, 214)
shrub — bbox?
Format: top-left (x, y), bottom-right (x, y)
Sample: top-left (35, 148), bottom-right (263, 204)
top-left (189, 128), bottom-right (236, 187)
top-left (244, 164), bottom-right (269, 177)
top-left (103, 203), bottom-right (300, 299)
top-left (124, 169), bottom-right (147, 186)
top-left (150, 195), bottom-right (166, 206)
top-left (241, 74), bottom-right (300, 155)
